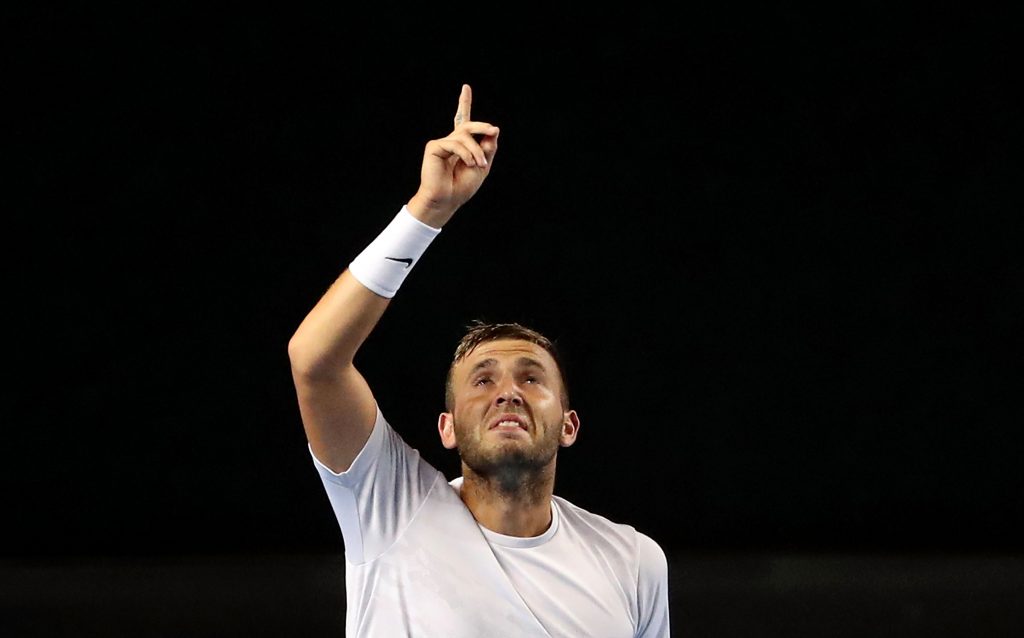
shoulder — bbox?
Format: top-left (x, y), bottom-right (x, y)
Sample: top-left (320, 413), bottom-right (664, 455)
top-left (554, 495), bottom-right (667, 565)
top-left (552, 494), bottom-right (641, 549)
top-left (553, 495), bottom-right (669, 595)
top-left (635, 530), bottom-right (669, 579)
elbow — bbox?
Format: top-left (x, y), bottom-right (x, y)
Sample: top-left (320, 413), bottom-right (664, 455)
top-left (288, 334), bottom-right (350, 382)
top-left (287, 333), bottom-right (305, 365)
top-left (287, 334), bottom-right (318, 378)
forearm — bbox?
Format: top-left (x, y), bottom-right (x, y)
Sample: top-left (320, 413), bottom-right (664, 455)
top-left (287, 269), bottom-right (390, 380)
top-left (289, 200), bottom-right (442, 377)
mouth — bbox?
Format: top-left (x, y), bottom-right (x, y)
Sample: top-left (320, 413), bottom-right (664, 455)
top-left (489, 414), bottom-right (528, 431)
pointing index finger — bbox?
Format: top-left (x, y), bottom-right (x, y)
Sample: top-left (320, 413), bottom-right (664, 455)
top-left (454, 83), bottom-right (472, 127)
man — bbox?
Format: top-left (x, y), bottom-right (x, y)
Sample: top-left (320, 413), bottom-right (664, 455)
top-left (288, 84), bottom-right (670, 637)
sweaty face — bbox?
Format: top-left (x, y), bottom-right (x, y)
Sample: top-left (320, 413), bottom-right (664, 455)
top-left (444, 340), bottom-right (573, 479)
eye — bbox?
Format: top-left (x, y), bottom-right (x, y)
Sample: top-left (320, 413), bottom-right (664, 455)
top-left (473, 377), bottom-right (492, 386)
top-left (525, 376), bottom-right (537, 384)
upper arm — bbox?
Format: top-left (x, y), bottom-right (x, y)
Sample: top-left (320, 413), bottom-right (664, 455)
top-left (635, 533), bottom-right (671, 637)
top-left (287, 268), bottom-right (392, 473)
top-left (292, 363), bottom-right (378, 474)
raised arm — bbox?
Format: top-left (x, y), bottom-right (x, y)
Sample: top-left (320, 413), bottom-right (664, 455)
top-left (287, 84), bottom-right (500, 473)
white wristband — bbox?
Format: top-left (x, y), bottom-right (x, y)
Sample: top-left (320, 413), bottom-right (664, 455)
top-left (348, 205), bottom-right (441, 298)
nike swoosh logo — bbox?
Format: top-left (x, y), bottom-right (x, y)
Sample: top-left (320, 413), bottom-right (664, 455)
top-left (385, 256), bottom-right (414, 268)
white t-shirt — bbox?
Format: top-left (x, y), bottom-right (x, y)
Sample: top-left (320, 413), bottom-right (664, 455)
top-left (309, 405), bottom-right (671, 637)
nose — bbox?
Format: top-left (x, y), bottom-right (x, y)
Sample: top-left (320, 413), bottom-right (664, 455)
top-left (494, 381), bottom-right (524, 407)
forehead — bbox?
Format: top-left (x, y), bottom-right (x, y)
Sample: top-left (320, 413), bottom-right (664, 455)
top-left (456, 339), bottom-right (557, 374)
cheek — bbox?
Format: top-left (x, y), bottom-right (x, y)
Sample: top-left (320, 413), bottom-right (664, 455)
top-left (454, 399), bottom-right (487, 426)
top-left (532, 386), bottom-right (559, 406)
top-left (463, 391), bottom-right (493, 410)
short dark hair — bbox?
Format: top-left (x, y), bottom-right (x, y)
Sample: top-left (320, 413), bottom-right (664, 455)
top-left (445, 320), bottom-right (570, 412)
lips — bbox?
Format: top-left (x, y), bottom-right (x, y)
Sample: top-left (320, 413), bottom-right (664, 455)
top-left (489, 413), bottom-right (527, 430)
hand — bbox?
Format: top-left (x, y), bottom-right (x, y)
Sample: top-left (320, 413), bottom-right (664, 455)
top-left (407, 84), bottom-right (500, 227)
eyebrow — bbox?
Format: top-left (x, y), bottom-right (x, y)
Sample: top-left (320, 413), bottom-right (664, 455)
top-left (467, 357), bottom-right (548, 377)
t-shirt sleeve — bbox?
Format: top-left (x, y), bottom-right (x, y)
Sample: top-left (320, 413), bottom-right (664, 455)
top-left (635, 532), bottom-right (671, 637)
top-left (308, 404), bottom-right (442, 564)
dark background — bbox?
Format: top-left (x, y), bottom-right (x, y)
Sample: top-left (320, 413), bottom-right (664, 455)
top-left (6, 5), bottom-right (1023, 636)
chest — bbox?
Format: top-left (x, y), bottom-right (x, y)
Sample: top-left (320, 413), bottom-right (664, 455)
top-left (348, 497), bottom-right (637, 637)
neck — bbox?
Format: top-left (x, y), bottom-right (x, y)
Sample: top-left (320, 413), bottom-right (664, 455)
top-left (459, 460), bottom-right (556, 537)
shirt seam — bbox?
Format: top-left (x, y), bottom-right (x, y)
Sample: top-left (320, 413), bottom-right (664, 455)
top-left (352, 469), bottom-right (445, 567)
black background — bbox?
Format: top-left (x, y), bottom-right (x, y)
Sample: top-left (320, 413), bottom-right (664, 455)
top-left (8, 6), bottom-right (1022, 562)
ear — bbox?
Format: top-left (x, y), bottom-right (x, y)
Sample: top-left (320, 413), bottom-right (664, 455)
top-left (559, 410), bottom-right (581, 447)
top-left (438, 412), bottom-right (458, 449)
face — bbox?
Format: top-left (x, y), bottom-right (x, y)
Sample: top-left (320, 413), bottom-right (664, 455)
top-left (438, 339), bottom-right (580, 477)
